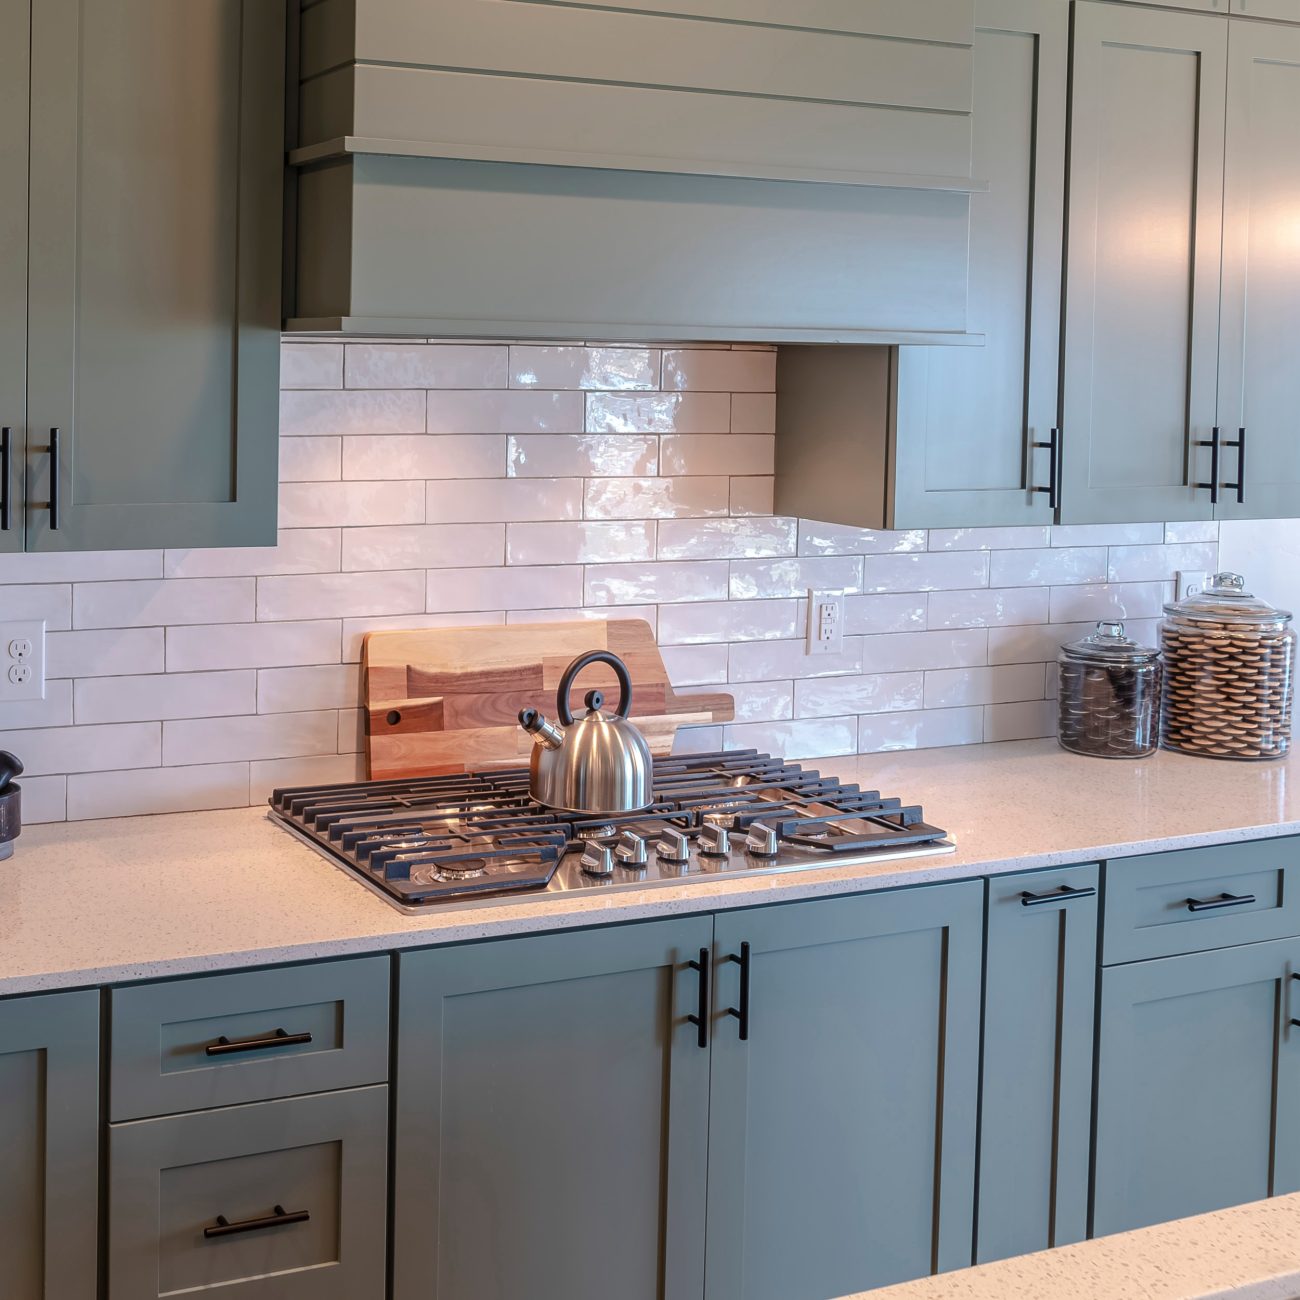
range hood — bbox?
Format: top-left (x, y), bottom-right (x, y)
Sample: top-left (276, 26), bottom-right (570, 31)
top-left (287, 0), bottom-right (983, 345)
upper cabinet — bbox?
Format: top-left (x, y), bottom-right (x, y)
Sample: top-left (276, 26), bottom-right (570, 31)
top-left (0, 0), bottom-right (28, 555)
top-left (11, 0), bottom-right (283, 554)
top-left (288, 0), bottom-right (982, 343)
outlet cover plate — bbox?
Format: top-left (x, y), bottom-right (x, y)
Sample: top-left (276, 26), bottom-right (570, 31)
top-left (0, 621), bottom-right (46, 702)
top-left (806, 590), bottom-right (846, 656)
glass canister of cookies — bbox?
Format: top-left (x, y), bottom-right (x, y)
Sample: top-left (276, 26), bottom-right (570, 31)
top-left (1159, 572), bottom-right (1297, 760)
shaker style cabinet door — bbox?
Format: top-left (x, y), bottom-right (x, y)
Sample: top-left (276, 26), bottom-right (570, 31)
top-left (392, 918), bottom-right (713, 1300)
top-left (1093, 938), bottom-right (1300, 1237)
top-left (977, 866), bottom-right (1098, 1264)
top-left (1059, 3), bottom-right (1227, 524)
top-left (1233, 1), bottom-right (1300, 19)
top-left (1214, 19), bottom-right (1300, 518)
top-left (0, 990), bottom-right (101, 1300)
top-left (704, 883), bottom-right (983, 1300)
top-left (891, 0), bottom-right (1067, 529)
top-left (0, 0), bottom-right (27, 552)
top-left (24, 0), bottom-right (282, 553)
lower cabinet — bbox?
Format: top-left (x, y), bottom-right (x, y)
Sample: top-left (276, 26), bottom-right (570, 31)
top-left (108, 1086), bottom-right (389, 1299)
top-left (977, 866), bottom-right (1098, 1263)
top-left (0, 989), bottom-right (100, 1300)
top-left (1093, 937), bottom-right (1300, 1236)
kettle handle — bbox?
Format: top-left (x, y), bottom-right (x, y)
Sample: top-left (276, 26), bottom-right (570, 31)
top-left (557, 651), bottom-right (633, 725)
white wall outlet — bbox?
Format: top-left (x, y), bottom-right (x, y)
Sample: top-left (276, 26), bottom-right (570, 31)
top-left (806, 590), bottom-right (846, 656)
top-left (0, 621), bottom-right (46, 702)
top-left (1176, 570), bottom-right (1209, 601)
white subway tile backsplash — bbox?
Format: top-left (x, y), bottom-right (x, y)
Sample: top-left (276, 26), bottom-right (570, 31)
top-left (48, 628), bottom-right (166, 679)
top-left (0, 679), bottom-right (73, 731)
top-left (343, 434), bottom-right (505, 481)
top-left (679, 680), bottom-right (793, 722)
top-left (729, 477), bottom-right (775, 516)
top-left (67, 762), bottom-right (251, 821)
top-left (797, 521), bottom-right (926, 557)
top-left (510, 346), bottom-right (659, 391)
top-left (729, 637), bottom-right (863, 683)
top-left (730, 393), bottom-right (777, 434)
top-left (585, 562), bottom-right (729, 606)
top-left (0, 722), bottom-right (160, 775)
top-left (257, 665), bottom-right (362, 714)
top-left (507, 521), bottom-right (655, 565)
top-left (990, 547), bottom-right (1108, 588)
top-left (257, 571), bottom-right (426, 622)
top-left (345, 343), bottom-right (507, 390)
top-left (2, 584), bottom-right (73, 629)
top-left (508, 434), bottom-right (658, 478)
top-left (0, 550), bottom-right (162, 584)
top-left (280, 389), bottom-right (425, 436)
top-left (281, 343), bottom-right (343, 390)
top-left (659, 599), bottom-right (799, 646)
top-left (794, 672), bottom-right (924, 719)
top-left (730, 556), bottom-right (864, 600)
top-left (844, 594), bottom-right (929, 636)
top-left (587, 391), bottom-right (730, 434)
top-left (984, 699), bottom-right (1057, 743)
top-left (927, 587), bottom-right (1050, 630)
top-left (74, 578), bottom-right (253, 630)
top-left (857, 707), bottom-right (984, 754)
top-left (427, 566), bottom-right (583, 613)
top-left (660, 434), bottom-right (775, 477)
top-left (662, 349), bottom-right (776, 393)
top-left (164, 530), bottom-right (341, 579)
top-left (1050, 523), bottom-right (1164, 547)
top-left (1106, 542), bottom-right (1218, 583)
top-left (658, 516), bottom-right (797, 559)
top-left (923, 665), bottom-right (1046, 710)
top-left (166, 620), bottom-right (341, 672)
top-left (341, 613), bottom-right (505, 662)
top-left (428, 389), bottom-right (584, 434)
top-left (426, 478), bottom-right (582, 523)
top-left (1165, 521), bottom-right (1219, 544)
top-left (861, 552), bottom-right (989, 594)
top-left (859, 629), bottom-right (987, 674)
top-left (583, 477), bottom-right (730, 520)
top-left (279, 436), bottom-right (342, 482)
top-left (727, 717), bottom-right (858, 760)
top-left (1048, 581), bottom-right (1172, 624)
top-left (929, 527), bottom-right (1051, 552)
top-left (163, 711), bottom-right (339, 766)
top-left (75, 671), bottom-right (255, 724)
top-left (279, 481), bottom-right (425, 529)
top-left (18, 775), bottom-right (67, 824)
top-left (341, 523), bottom-right (502, 572)
top-left (660, 643), bottom-right (729, 687)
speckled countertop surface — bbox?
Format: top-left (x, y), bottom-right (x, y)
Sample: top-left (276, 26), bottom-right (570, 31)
top-left (854, 1192), bottom-right (1300, 1299)
top-left (1, 739), bottom-right (1297, 994)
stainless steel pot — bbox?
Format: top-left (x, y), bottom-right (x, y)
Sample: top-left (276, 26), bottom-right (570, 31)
top-left (0, 751), bottom-right (22, 861)
top-left (517, 651), bottom-right (654, 814)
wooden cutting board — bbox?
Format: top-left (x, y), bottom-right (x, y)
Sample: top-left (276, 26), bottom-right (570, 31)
top-left (363, 619), bottom-right (735, 778)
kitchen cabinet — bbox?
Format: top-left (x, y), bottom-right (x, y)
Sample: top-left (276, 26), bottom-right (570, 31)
top-left (0, 990), bottom-right (100, 1300)
top-left (889, 0), bottom-right (1068, 529)
top-left (1116, 0), bottom-right (1227, 10)
top-left (392, 917), bottom-right (713, 1300)
top-left (1234, 0), bottom-right (1300, 17)
top-left (705, 883), bottom-right (983, 1299)
top-left (977, 867), bottom-right (1098, 1264)
top-left (20, 0), bottom-right (282, 553)
top-left (1214, 19), bottom-right (1300, 518)
top-left (0, 0), bottom-right (28, 552)
top-left (1059, 2), bottom-right (1227, 525)
top-left (1093, 937), bottom-right (1300, 1236)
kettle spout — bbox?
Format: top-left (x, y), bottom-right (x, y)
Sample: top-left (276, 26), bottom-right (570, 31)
top-left (519, 707), bottom-right (565, 751)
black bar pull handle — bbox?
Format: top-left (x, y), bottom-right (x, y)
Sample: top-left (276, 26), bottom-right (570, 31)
top-left (1020, 884), bottom-right (1098, 907)
top-left (687, 948), bottom-right (710, 1050)
top-left (724, 941), bottom-right (751, 1041)
top-left (1186, 892), bottom-right (1256, 913)
top-left (1031, 427), bottom-right (1061, 511)
top-left (1194, 427), bottom-right (1221, 505)
top-left (47, 428), bottom-right (59, 530)
top-left (205, 1027), bottom-right (314, 1057)
top-left (1223, 427), bottom-right (1246, 506)
top-left (1292, 972), bottom-right (1300, 1030)
top-left (0, 427), bottom-right (10, 532)
top-left (204, 1204), bottom-right (311, 1239)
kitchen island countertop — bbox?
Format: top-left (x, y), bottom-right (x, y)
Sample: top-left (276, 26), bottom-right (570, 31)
top-left (1, 738), bottom-right (1297, 994)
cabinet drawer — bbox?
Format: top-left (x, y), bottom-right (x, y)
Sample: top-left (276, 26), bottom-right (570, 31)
top-left (110, 957), bottom-right (390, 1120)
top-left (1103, 838), bottom-right (1300, 964)
top-left (109, 1086), bottom-right (387, 1300)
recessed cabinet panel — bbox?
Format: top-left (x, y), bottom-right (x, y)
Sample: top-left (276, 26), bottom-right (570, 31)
top-left (25, 0), bottom-right (282, 552)
top-left (0, 0), bottom-right (27, 552)
top-left (1060, 3), bottom-right (1227, 523)
top-left (891, 0), bottom-right (1067, 527)
top-left (1234, 1), bottom-right (1300, 18)
top-left (1115, 0), bottom-right (1227, 10)
top-left (1215, 21), bottom-right (1300, 518)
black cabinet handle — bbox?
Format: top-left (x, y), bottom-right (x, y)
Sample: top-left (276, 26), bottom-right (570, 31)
top-left (1195, 426), bottom-right (1222, 505)
top-left (1020, 884), bottom-right (1097, 907)
top-left (204, 1204), bottom-right (310, 1239)
top-left (47, 428), bottom-right (59, 530)
top-left (0, 427), bottom-right (10, 532)
top-left (1292, 972), bottom-right (1300, 1030)
top-left (204, 1027), bottom-right (313, 1057)
top-left (1223, 427), bottom-right (1246, 505)
top-left (725, 941), bottom-right (751, 1041)
top-left (1031, 427), bottom-right (1061, 511)
top-left (1186, 892), bottom-right (1256, 913)
top-left (687, 948), bottom-right (710, 1050)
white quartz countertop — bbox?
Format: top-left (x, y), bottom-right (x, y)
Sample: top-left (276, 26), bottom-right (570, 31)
top-left (2, 739), bottom-right (1298, 994)
top-left (854, 1192), bottom-right (1300, 1299)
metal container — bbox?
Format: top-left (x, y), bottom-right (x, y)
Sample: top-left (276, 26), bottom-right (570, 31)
top-left (0, 751), bottom-right (22, 860)
top-left (1160, 571), bottom-right (1296, 761)
top-left (1057, 621), bottom-right (1162, 759)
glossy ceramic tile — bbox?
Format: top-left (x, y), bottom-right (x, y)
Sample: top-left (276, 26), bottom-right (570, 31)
top-left (344, 343), bottom-right (507, 390)
top-left (1047, 581), bottom-right (1173, 625)
top-left (661, 348), bottom-right (776, 393)
top-left (507, 433), bottom-right (658, 478)
top-left (426, 566), bottom-right (584, 614)
top-left (279, 480), bottom-right (425, 529)
top-left (280, 389), bottom-right (425, 437)
top-left (990, 546), bottom-right (1109, 588)
top-left (861, 551), bottom-right (990, 594)
top-left (165, 621), bottom-right (342, 673)
top-left (728, 476), bottom-right (775, 515)
top-left (583, 476), bottom-right (731, 520)
top-left (164, 531), bottom-right (342, 580)
top-left (509, 345), bottom-right (659, 391)
top-left (342, 434), bottom-right (505, 480)
top-left (73, 579), bottom-right (254, 630)
top-left (857, 706), bottom-right (985, 754)
top-left (584, 561), bottom-right (730, 607)
top-left (794, 672), bottom-right (924, 719)
top-left (729, 392), bottom-right (778, 434)
top-left (844, 594), bottom-right (929, 636)
top-left (279, 436), bottom-right (342, 483)
top-left (1106, 542), bottom-right (1219, 583)
top-left (74, 671), bottom-right (256, 725)
top-left (923, 664), bottom-right (1047, 710)
top-left (586, 391), bottom-right (731, 434)
top-left (658, 599), bottom-right (801, 646)
top-left (659, 434), bottom-right (775, 477)
top-left (426, 478), bottom-right (582, 523)
top-left (506, 521), bottom-right (656, 565)
top-left (280, 343), bottom-right (343, 390)
top-left (928, 526), bottom-right (1051, 552)
top-left (657, 516), bottom-right (798, 559)
top-left (340, 523), bottom-right (503, 572)
top-left (797, 521), bottom-right (927, 556)
top-left (729, 556), bottom-right (864, 600)
top-left (426, 389), bottom-right (584, 434)
top-left (256, 571), bottom-right (426, 622)
top-left (927, 587), bottom-right (1050, 630)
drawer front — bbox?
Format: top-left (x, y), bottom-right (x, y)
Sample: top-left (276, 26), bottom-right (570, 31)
top-left (111, 957), bottom-right (390, 1120)
top-left (109, 1087), bottom-right (387, 1299)
top-left (1103, 838), bottom-right (1300, 964)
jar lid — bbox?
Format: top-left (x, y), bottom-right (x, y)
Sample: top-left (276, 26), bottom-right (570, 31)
top-left (1060, 620), bottom-right (1161, 664)
top-left (1162, 571), bottom-right (1293, 626)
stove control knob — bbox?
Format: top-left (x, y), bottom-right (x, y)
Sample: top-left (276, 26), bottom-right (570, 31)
top-left (655, 828), bottom-right (691, 865)
top-left (699, 823), bottom-right (731, 856)
top-left (615, 830), bottom-right (648, 868)
top-left (580, 844), bottom-right (615, 877)
top-left (745, 821), bottom-right (780, 859)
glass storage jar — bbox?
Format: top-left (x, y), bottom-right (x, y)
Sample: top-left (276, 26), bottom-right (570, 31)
top-left (1160, 571), bottom-right (1296, 761)
top-left (1057, 621), bottom-right (1162, 759)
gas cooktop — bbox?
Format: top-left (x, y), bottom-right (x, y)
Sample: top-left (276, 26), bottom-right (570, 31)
top-left (267, 750), bottom-right (955, 911)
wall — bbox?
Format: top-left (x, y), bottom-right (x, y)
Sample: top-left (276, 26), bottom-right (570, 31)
top-left (1219, 521), bottom-right (1300, 620)
top-left (0, 340), bottom-right (1218, 823)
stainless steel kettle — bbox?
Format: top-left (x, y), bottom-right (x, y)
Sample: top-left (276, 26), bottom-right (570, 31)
top-left (518, 651), bottom-right (653, 814)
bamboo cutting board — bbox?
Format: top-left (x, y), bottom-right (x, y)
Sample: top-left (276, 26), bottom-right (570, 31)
top-left (363, 620), bottom-right (735, 778)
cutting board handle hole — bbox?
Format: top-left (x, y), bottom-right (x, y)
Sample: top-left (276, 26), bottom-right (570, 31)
top-left (386, 710), bottom-right (402, 726)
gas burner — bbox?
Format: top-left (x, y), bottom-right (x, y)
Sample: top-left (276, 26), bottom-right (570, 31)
top-left (431, 858), bottom-right (489, 881)
top-left (576, 823), bottom-right (617, 841)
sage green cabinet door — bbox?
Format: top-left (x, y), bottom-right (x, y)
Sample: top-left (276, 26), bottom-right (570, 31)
top-left (392, 918), bottom-right (713, 1300)
top-left (1093, 939), bottom-right (1300, 1237)
top-left (1116, 0), bottom-right (1227, 11)
top-left (25, 0), bottom-right (282, 553)
top-left (1060, 3), bottom-right (1227, 524)
top-left (1215, 20), bottom-right (1300, 518)
top-left (0, 0), bottom-right (27, 552)
top-left (891, 0), bottom-right (1067, 529)
top-left (0, 990), bottom-right (100, 1300)
top-left (705, 883), bottom-right (983, 1300)
top-left (1234, 1), bottom-right (1300, 18)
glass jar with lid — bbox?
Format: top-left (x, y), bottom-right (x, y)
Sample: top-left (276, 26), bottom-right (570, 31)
top-left (1057, 621), bottom-right (1162, 759)
top-left (1160, 571), bottom-right (1296, 761)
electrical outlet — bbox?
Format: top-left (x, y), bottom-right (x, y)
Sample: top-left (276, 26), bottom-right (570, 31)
top-left (806, 590), bottom-right (845, 656)
top-left (0, 621), bottom-right (45, 702)
top-left (1177, 570), bottom-right (1209, 601)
